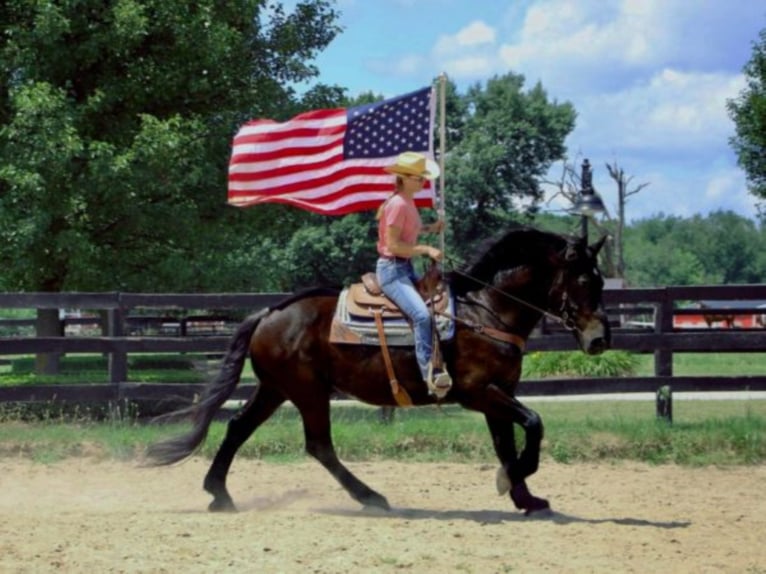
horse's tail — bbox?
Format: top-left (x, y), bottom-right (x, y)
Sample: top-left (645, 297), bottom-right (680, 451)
top-left (144, 308), bottom-right (269, 466)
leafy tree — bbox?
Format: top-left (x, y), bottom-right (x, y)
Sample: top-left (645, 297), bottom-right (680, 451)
top-left (0, 0), bottom-right (341, 374)
top-left (444, 74), bottom-right (576, 259)
top-left (728, 27), bottom-right (766, 211)
top-left (624, 235), bottom-right (708, 286)
top-left (0, 0), bottom-right (340, 293)
top-left (623, 211), bottom-right (765, 286)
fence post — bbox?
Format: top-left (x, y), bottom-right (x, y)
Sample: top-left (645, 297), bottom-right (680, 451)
top-left (654, 288), bottom-right (673, 377)
top-left (107, 304), bottom-right (127, 390)
top-left (656, 385), bottom-right (673, 423)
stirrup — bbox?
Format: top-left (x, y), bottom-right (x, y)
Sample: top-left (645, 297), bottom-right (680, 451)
top-left (426, 362), bottom-right (452, 399)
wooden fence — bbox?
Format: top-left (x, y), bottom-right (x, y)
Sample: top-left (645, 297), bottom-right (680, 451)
top-left (1, 286), bottom-right (765, 406)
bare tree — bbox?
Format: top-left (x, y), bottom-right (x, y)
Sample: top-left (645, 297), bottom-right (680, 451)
top-left (544, 159), bottom-right (617, 277)
top-left (606, 162), bottom-right (650, 278)
top-left (544, 157), bottom-right (649, 280)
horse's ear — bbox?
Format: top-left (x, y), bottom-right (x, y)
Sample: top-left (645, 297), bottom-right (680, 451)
top-left (549, 242), bottom-right (577, 267)
top-left (588, 235), bottom-right (607, 257)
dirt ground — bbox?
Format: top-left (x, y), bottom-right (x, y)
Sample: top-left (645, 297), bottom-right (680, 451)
top-left (0, 457), bottom-right (764, 574)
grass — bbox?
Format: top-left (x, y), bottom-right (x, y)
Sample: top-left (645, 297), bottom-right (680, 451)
top-left (634, 352), bottom-right (766, 376)
top-left (0, 352), bottom-right (764, 465)
top-left (0, 353), bottom-right (208, 385)
top-left (0, 399), bottom-right (763, 466)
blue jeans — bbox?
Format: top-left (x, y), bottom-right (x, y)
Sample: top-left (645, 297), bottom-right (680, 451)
top-left (376, 258), bottom-right (433, 381)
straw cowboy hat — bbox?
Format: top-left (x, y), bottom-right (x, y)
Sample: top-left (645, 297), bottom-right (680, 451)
top-left (384, 151), bottom-right (440, 180)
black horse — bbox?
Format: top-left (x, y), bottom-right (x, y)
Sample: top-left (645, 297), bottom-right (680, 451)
top-left (146, 226), bottom-right (611, 515)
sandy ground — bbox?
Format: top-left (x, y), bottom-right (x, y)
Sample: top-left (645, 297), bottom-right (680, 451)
top-left (0, 457), bottom-right (764, 574)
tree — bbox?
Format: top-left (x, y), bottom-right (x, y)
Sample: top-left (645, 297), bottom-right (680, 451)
top-left (444, 74), bottom-right (576, 260)
top-left (0, 0), bottom-right (340, 372)
top-left (624, 211), bottom-right (764, 286)
top-left (544, 156), bottom-right (650, 279)
top-left (605, 161), bottom-right (649, 278)
top-left (0, 0), bottom-right (341, 294)
top-left (728, 27), bottom-right (766, 211)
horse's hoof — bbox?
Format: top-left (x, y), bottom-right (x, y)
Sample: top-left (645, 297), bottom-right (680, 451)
top-left (510, 482), bottom-right (549, 515)
top-left (523, 497), bottom-right (551, 516)
top-left (208, 497), bottom-right (238, 513)
top-left (362, 493), bottom-right (391, 512)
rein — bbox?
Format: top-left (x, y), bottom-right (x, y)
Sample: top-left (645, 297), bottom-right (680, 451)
top-left (446, 264), bottom-right (578, 332)
top-left (435, 307), bottom-right (527, 351)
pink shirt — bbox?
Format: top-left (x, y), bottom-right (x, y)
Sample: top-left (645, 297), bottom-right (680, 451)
top-left (377, 194), bottom-right (422, 258)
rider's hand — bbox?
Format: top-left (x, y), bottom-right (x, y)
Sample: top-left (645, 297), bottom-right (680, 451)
top-left (428, 246), bottom-right (443, 261)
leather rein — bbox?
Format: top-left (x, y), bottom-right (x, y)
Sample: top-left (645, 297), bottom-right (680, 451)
top-left (431, 264), bottom-right (581, 350)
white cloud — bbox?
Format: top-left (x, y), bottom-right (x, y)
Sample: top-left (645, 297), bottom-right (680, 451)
top-left (420, 0), bottom-right (763, 221)
top-left (455, 20), bottom-right (496, 47)
top-left (434, 20), bottom-right (496, 56)
top-left (443, 56), bottom-right (494, 78)
top-left (575, 69), bottom-right (746, 155)
top-left (492, 0), bottom-right (763, 97)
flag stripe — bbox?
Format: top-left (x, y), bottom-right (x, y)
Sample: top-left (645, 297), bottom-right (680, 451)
top-left (229, 168), bottom-right (433, 200)
top-left (227, 86), bottom-right (435, 215)
top-left (229, 186), bottom-right (434, 215)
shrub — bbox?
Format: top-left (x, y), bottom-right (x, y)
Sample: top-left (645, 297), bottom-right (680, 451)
top-left (522, 350), bottom-right (639, 378)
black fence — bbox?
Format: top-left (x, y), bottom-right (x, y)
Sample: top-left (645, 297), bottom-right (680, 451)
top-left (1, 286), bottom-right (765, 406)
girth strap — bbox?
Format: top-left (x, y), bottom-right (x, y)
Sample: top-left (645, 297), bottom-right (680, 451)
top-left (373, 309), bottom-right (413, 407)
top-left (436, 310), bottom-right (526, 351)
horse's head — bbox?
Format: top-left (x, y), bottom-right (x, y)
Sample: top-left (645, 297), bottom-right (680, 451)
top-left (548, 235), bottom-right (611, 354)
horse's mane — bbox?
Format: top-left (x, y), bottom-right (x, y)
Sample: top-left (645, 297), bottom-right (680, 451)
top-left (448, 224), bottom-right (571, 296)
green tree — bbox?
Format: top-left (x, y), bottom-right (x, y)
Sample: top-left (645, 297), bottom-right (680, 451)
top-left (0, 0), bottom-right (340, 292)
top-left (623, 211), bottom-right (764, 286)
top-left (445, 74), bottom-right (576, 258)
top-left (0, 0), bottom-right (340, 373)
top-left (728, 27), bottom-right (766, 211)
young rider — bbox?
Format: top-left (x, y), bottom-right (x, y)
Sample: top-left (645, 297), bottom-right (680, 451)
top-left (375, 151), bottom-right (451, 398)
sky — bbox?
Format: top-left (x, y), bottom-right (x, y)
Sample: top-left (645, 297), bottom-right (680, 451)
top-left (290, 0), bottom-right (766, 223)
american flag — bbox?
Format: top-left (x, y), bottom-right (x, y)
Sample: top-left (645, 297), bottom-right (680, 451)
top-left (227, 86), bottom-right (436, 215)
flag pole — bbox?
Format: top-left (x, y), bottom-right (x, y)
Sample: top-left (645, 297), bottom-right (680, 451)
top-left (438, 72), bottom-right (447, 257)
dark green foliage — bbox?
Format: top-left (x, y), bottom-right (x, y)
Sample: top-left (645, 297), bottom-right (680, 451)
top-left (522, 350), bottom-right (639, 379)
top-left (624, 210), bottom-right (766, 286)
top-left (444, 76), bottom-right (576, 257)
top-left (728, 27), bottom-right (766, 209)
top-left (0, 0), bottom-right (341, 292)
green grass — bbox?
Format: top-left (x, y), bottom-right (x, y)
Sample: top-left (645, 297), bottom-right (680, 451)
top-left (0, 353), bottom-right (208, 385)
top-left (1, 400), bottom-right (763, 466)
top-left (635, 352), bottom-right (766, 376)
top-left (1, 352), bottom-right (764, 466)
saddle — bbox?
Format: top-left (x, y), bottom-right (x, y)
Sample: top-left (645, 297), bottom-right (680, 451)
top-left (329, 265), bottom-right (455, 407)
top-left (345, 272), bottom-right (450, 318)
top-left (330, 262), bottom-right (454, 343)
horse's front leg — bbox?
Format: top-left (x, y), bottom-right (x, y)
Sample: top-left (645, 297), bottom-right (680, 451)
top-left (485, 384), bottom-right (549, 515)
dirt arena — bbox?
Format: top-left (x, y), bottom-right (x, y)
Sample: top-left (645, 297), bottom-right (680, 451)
top-left (0, 457), bottom-right (764, 573)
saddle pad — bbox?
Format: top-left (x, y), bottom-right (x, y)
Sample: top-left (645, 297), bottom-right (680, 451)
top-left (329, 287), bottom-right (455, 347)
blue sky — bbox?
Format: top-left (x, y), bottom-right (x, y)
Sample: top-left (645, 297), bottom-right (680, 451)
top-left (294, 0), bottom-right (765, 223)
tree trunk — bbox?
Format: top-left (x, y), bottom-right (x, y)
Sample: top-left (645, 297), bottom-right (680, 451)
top-left (35, 308), bottom-right (63, 375)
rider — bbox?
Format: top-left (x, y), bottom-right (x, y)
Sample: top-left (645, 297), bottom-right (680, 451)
top-left (375, 151), bottom-right (452, 398)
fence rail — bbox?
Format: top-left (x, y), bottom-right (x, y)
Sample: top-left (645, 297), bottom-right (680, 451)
top-left (1, 286), bottom-right (766, 406)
